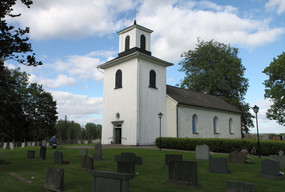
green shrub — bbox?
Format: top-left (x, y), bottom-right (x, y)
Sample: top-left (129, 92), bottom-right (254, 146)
top-left (155, 137), bottom-right (285, 156)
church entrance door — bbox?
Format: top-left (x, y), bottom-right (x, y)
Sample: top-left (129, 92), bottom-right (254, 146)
top-left (114, 124), bottom-right (122, 144)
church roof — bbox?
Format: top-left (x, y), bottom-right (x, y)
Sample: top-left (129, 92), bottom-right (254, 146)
top-left (166, 85), bottom-right (242, 114)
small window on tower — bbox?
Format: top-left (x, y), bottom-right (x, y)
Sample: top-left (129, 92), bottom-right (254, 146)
top-left (140, 34), bottom-right (146, 50)
top-left (149, 70), bottom-right (156, 88)
top-left (115, 69), bottom-right (122, 88)
top-left (125, 36), bottom-right (130, 51)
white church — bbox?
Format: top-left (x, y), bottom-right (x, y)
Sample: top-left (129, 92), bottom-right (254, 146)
top-left (98, 21), bottom-right (242, 145)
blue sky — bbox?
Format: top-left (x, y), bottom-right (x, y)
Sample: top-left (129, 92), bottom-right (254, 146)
top-left (5, 0), bottom-right (285, 133)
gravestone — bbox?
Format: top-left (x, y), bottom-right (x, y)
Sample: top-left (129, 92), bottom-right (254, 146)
top-left (94, 143), bottom-right (103, 160)
top-left (42, 140), bottom-right (47, 146)
top-left (39, 146), bottom-right (46, 160)
top-left (166, 161), bottom-right (201, 189)
top-left (115, 152), bottom-right (142, 165)
top-left (43, 167), bottom-right (64, 192)
top-left (84, 140), bottom-right (88, 144)
top-left (78, 140), bottom-right (82, 144)
top-left (117, 161), bottom-right (135, 178)
top-left (2, 142), bottom-right (7, 149)
top-left (229, 152), bottom-right (246, 164)
top-left (35, 141), bottom-right (40, 146)
top-left (164, 154), bottom-right (182, 169)
top-left (209, 158), bottom-right (229, 174)
top-left (269, 155), bottom-right (285, 168)
top-left (81, 154), bottom-right (94, 170)
top-left (79, 148), bottom-right (88, 157)
top-left (226, 180), bottom-right (255, 192)
top-left (262, 135), bottom-right (269, 140)
top-left (46, 142), bottom-right (49, 146)
top-left (27, 150), bottom-right (35, 159)
top-left (89, 170), bottom-right (134, 192)
top-left (27, 142), bottom-right (31, 147)
top-left (9, 142), bottom-right (14, 149)
top-left (21, 143), bottom-right (25, 148)
top-left (32, 142), bottom-right (35, 146)
top-left (259, 159), bottom-right (284, 180)
top-left (54, 151), bottom-right (63, 164)
top-left (195, 144), bottom-right (209, 160)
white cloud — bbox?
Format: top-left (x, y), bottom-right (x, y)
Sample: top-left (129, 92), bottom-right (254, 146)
top-left (266, 0), bottom-right (285, 15)
top-left (50, 91), bottom-right (103, 124)
top-left (29, 74), bottom-right (77, 88)
top-left (10, 0), bottom-right (138, 40)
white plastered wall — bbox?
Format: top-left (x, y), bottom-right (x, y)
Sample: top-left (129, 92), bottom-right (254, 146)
top-left (166, 95), bottom-right (177, 137)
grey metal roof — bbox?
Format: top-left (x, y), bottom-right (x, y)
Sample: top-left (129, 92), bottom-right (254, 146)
top-left (166, 85), bottom-right (242, 114)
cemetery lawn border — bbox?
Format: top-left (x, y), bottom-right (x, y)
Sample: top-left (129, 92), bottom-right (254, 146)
top-left (0, 145), bottom-right (284, 192)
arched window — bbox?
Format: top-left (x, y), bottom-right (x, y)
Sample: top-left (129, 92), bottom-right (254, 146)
top-left (229, 118), bottom-right (233, 133)
top-left (125, 35), bottom-right (130, 51)
top-left (213, 116), bottom-right (219, 133)
top-left (149, 70), bottom-right (156, 88)
top-left (115, 69), bottom-right (122, 88)
top-left (192, 114), bottom-right (198, 133)
top-left (140, 34), bottom-right (146, 50)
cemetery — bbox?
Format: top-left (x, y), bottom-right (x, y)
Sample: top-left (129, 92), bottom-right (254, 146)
top-left (0, 142), bottom-right (285, 192)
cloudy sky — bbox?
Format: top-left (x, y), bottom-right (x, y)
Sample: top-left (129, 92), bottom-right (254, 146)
top-left (5, 0), bottom-right (285, 133)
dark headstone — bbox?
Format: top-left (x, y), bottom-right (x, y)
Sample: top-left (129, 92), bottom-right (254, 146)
top-left (81, 154), bottom-right (94, 170)
top-left (226, 180), bottom-right (255, 192)
top-left (54, 151), bottom-right (63, 164)
top-left (167, 161), bottom-right (201, 189)
top-left (269, 155), bottom-right (285, 168)
top-left (94, 143), bottom-right (103, 160)
top-left (43, 167), bottom-right (64, 192)
top-left (164, 154), bottom-right (182, 169)
top-left (27, 150), bottom-right (35, 159)
top-left (90, 170), bottom-right (134, 192)
top-left (79, 148), bottom-right (88, 157)
top-left (209, 158), bottom-right (229, 174)
top-left (259, 159), bottom-right (284, 180)
top-left (229, 152), bottom-right (246, 164)
top-left (195, 144), bottom-right (209, 160)
top-left (115, 152), bottom-right (142, 165)
top-left (135, 156), bottom-right (142, 166)
top-left (39, 146), bottom-right (46, 160)
top-left (117, 161), bottom-right (135, 178)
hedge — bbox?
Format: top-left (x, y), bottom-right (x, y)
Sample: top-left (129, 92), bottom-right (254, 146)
top-left (155, 137), bottom-right (285, 156)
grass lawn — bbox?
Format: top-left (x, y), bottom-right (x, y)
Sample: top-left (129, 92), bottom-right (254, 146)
top-left (0, 145), bottom-right (284, 192)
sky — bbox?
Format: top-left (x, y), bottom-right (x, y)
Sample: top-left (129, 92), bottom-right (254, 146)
top-left (4, 0), bottom-right (285, 134)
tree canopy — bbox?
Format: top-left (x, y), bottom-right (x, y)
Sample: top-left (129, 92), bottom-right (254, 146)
top-left (0, 67), bottom-right (58, 141)
top-left (178, 38), bottom-right (254, 135)
top-left (263, 52), bottom-right (285, 126)
top-left (1, 0), bottom-right (42, 68)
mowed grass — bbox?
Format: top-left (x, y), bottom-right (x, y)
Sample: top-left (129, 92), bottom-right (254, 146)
top-left (0, 145), bottom-right (285, 192)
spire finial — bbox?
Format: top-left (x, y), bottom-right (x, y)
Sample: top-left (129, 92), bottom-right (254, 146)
top-left (133, 9), bottom-right (138, 24)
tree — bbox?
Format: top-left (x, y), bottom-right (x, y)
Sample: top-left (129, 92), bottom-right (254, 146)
top-left (85, 123), bottom-right (102, 139)
top-left (0, 67), bottom-right (57, 141)
top-left (263, 52), bottom-right (285, 125)
top-left (1, 0), bottom-right (42, 68)
top-left (178, 38), bottom-right (254, 135)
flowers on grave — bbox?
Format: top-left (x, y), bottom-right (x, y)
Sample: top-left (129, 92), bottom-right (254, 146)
top-left (279, 171), bottom-right (284, 176)
top-left (251, 147), bottom-right (256, 154)
top-left (240, 148), bottom-right (255, 164)
top-left (279, 150), bottom-right (284, 156)
top-left (63, 160), bottom-right (71, 164)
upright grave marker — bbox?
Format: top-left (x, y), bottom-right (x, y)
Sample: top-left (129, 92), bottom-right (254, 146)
top-left (42, 140), bottom-right (47, 147)
top-left (43, 167), bottom-right (64, 192)
top-left (81, 154), bottom-right (94, 170)
top-left (115, 152), bottom-right (142, 165)
top-left (79, 148), bottom-right (88, 157)
top-left (229, 152), bottom-right (246, 164)
top-left (27, 150), bottom-right (35, 159)
top-left (195, 144), bottom-right (209, 161)
top-left (2, 142), bottom-right (7, 149)
top-left (94, 143), bottom-right (103, 160)
top-left (54, 151), bottom-right (63, 164)
top-left (89, 170), bottom-right (134, 192)
top-left (27, 142), bottom-right (31, 147)
top-left (39, 146), bottom-right (46, 160)
top-left (209, 158), bottom-right (229, 174)
top-left (166, 161), bottom-right (201, 189)
top-left (226, 180), bottom-right (255, 192)
top-left (9, 142), bottom-right (14, 150)
top-left (21, 143), bottom-right (25, 148)
top-left (164, 154), bottom-right (182, 169)
top-left (269, 155), bottom-right (285, 168)
top-left (117, 161), bottom-right (135, 178)
top-left (259, 159), bottom-right (284, 180)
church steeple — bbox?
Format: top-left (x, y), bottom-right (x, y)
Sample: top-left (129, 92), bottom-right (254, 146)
top-left (117, 21), bottom-right (153, 57)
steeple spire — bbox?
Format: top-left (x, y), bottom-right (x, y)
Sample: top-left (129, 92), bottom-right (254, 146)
top-left (133, 9), bottom-right (138, 24)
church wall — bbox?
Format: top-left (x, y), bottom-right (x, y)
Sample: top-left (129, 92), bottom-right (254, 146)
top-left (137, 58), bottom-right (167, 145)
top-left (177, 105), bottom-right (241, 139)
top-left (166, 96), bottom-right (177, 137)
top-left (101, 58), bottom-right (139, 145)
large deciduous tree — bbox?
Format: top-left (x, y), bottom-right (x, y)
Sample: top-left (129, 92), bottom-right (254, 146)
top-left (263, 52), bottom-right (285, 125)
top-left (1, 0), bottom-right (42, 68)
top-left (178, 38), bottom-right (254, 135)
top-left (0, 67), bottom-right (57, 141)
